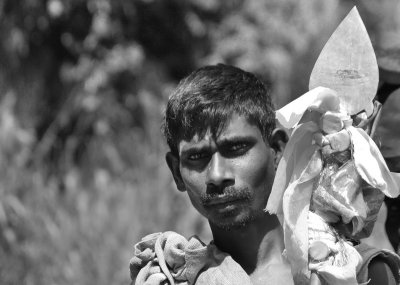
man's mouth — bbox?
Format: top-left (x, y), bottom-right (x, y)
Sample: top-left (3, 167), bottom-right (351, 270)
top-left (201, 186), bottom-right (252, 208)
top-left (203, 195), bottom-right (245, 207)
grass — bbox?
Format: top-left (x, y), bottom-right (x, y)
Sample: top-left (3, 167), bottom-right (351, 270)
top-left (0, 95), bottom-right (210, 285)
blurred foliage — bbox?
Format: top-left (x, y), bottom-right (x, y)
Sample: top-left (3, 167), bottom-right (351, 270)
top-left (0, 0), bottom-right (399, 284)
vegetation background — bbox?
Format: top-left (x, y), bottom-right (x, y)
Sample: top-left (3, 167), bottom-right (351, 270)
top-left (0, 0), bottom-right (399, 284)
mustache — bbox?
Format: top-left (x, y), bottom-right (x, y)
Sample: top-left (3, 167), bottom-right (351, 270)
top-left (200, 186), bottom-right (252, 205)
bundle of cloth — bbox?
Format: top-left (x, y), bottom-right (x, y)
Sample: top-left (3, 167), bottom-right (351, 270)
top-left (266, 87), bottom-right (400, 284)
top-left (130, 231), bottom-right (252, 285)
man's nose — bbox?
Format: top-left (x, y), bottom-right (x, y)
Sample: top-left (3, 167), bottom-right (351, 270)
top-left (206, 153), bottom-right (234, 188)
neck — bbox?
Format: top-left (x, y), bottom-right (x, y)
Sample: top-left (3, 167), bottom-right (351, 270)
top-left (210, 212), bottom-right (284, 274)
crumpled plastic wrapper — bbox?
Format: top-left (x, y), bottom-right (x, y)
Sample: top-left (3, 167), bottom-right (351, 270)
top-left (266, 87), bottom-right (400, 284)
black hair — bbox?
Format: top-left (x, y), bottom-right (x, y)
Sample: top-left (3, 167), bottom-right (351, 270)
top-left (162, 64), bottom-right (275, 155)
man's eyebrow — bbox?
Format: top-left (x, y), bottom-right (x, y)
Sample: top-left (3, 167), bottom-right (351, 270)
top-left (216, 135), bottom-right (256, 145)
top-left (179, 135), bottom-right (257, 156)
top-left (180, 144), bottom-right (210, 157)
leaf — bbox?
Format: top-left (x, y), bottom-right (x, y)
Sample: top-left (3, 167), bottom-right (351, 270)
top-left (309, 7), bottom-right (379, 116)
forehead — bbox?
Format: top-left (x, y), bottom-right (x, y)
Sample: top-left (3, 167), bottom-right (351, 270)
top-left (178, 114), bottom-right (262, 152)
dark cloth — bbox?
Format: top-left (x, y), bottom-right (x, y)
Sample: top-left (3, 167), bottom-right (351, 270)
top-left (356, 243), bottom-right (400, 284)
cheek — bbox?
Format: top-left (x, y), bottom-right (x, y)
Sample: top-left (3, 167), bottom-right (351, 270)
top-left (180, 169), bottom-right (209, 215)
top-left (180, 168), bottom-right (205, 196)
top-left (241, 150), bottom-right (274, 190)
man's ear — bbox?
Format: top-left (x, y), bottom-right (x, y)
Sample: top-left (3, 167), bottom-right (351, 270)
top-left (270, 128), bottom-right (289, 169)
top-left (166, 152), bottom-right (186, 192)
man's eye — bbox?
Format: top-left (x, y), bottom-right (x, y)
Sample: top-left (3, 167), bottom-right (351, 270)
top-left (188, 152), bottom-right (208, 161)
top-left (222, 142), bottom-right (250, 157)
top-left (230, 143), bottom-right (247, 151)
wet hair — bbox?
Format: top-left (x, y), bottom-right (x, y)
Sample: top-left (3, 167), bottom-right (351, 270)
top-left (162, 64), bottom-right (275, 155)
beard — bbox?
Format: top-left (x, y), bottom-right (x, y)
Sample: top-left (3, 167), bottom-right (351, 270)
top-left (200, 186), bottom-right (263, 231)
top-left (211, 211), bottom-right (261, 231)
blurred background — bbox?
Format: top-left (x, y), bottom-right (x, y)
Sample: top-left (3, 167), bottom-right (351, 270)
top-left (0, 0), bottom-right (399, 284)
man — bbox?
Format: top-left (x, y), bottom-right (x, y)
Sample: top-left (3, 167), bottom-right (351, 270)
top-left (131, 64), bottom-right (400, 284)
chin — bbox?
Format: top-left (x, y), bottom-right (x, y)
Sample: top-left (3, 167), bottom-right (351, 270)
top-left (211, 212), bottom-right (257, 231)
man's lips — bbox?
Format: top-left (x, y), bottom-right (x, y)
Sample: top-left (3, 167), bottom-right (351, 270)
top-left (203, 196), bottom-right (245, 207)
top-left (200, 186), bottom-right (252, 207)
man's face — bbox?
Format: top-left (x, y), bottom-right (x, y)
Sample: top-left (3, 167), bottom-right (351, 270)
top-left (174, 114), bottom-right (276, 230)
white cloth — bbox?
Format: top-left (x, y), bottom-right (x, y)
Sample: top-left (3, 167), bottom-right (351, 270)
top-left (266, 87), bottom-right (400, 283)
